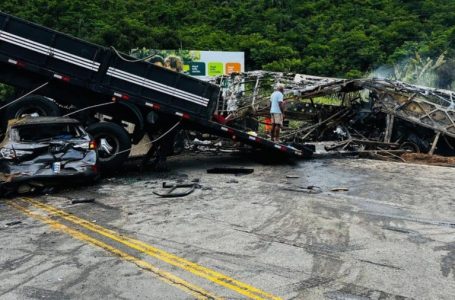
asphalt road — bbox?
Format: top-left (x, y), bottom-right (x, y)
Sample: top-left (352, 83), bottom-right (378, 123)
top-left (1, 154), bottom-right (454, 299)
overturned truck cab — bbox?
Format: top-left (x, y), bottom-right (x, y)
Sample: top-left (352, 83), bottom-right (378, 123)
top-left (0, 117), bottom-right (98, 196)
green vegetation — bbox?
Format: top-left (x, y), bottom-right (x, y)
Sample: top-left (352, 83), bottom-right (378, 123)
top-left (0, 84), bottom-right (13, 102)
top-left (1, 0), bottom-right (455, 84)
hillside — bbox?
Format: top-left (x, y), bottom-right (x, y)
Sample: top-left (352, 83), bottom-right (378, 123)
top-left (1, 0), bottom-right (454, 84)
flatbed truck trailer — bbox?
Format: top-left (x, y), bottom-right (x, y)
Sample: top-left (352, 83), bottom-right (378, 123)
top-left (0, 12), bottom-right (308, 171)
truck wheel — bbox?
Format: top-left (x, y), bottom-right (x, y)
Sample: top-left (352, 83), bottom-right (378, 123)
top-left (1, 95), bottom-right (61, 136)
top-left (86, 122), bottom-right (131, 172)
top-left (5, 95), bottom-right (60, 119)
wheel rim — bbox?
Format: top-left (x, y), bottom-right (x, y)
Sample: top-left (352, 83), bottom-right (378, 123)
top-left (95, 134), bottom-right (120, 162)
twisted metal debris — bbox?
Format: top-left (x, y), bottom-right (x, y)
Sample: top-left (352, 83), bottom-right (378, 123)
top-left (212, 71), bottom-right (455, 156)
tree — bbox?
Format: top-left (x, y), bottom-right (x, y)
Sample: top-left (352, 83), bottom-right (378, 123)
top-left (0, 0), bottom-right (455, 85)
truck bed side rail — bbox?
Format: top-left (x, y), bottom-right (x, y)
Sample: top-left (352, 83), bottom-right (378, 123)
top-left (0, 12), bottom-right (219, 119)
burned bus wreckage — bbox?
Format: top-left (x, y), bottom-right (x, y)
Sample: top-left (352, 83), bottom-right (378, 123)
top-left (209, 71), bottom-right (455, 161)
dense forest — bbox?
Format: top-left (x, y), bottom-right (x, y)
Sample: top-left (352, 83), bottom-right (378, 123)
top-left (1, 0), bottom-right (455, 87)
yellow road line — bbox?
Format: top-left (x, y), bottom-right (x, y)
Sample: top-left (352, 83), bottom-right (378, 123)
top-left (7, 201), bottom-right (220, 300)
top-left (22, 197), bottom-right (282, 300)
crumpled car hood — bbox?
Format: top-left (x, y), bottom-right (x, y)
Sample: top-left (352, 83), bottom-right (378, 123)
top-left (0, 139), bottom-right (97, 183)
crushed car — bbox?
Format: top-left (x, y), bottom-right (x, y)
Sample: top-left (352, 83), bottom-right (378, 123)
top-left (0, 117), bottom-right (99, 196)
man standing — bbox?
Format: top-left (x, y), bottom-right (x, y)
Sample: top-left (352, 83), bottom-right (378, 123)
top-left (270, 84), bottom-right (285, 142)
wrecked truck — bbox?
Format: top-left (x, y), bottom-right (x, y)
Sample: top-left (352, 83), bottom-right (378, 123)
top-left (0, 11), bottom-right (302, 177)
top-left (0, 117), bottom-right (98, 196)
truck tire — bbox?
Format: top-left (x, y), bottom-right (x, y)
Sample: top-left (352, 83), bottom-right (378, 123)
top-left (1, 95), bottom-right (61, 136)
top-left (86, 122), bottom-right (131, 172)
top-left (5, 95), bottom-right (60, 119)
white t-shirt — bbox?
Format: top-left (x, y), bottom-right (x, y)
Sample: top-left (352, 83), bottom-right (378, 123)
top-left (270, 91), bottom-right (283, 114)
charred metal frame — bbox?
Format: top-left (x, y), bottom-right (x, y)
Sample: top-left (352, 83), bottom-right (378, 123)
top-left (213, 71), bottom-right (455, 156)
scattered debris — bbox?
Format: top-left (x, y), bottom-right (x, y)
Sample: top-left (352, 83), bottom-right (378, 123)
top-left (153, 182), bottom-right (200, 198)
top-left (71, 198), bottom-right (96, 204)
top-left (207, 167), bottom-right (254, 174)
top-left (286, 175), bottom-right (300, 179)
top-left (330, 187), bottom-right (349, 192)
top-left (5, 221), bottom-right (22, 226)
top-left (281, 185), bottom-right (323, 194)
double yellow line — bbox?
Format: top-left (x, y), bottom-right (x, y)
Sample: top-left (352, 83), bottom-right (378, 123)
top-left (8, 198), bottom-right (281, 300)
top-left (8, 200), bottom-right (214, 299)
